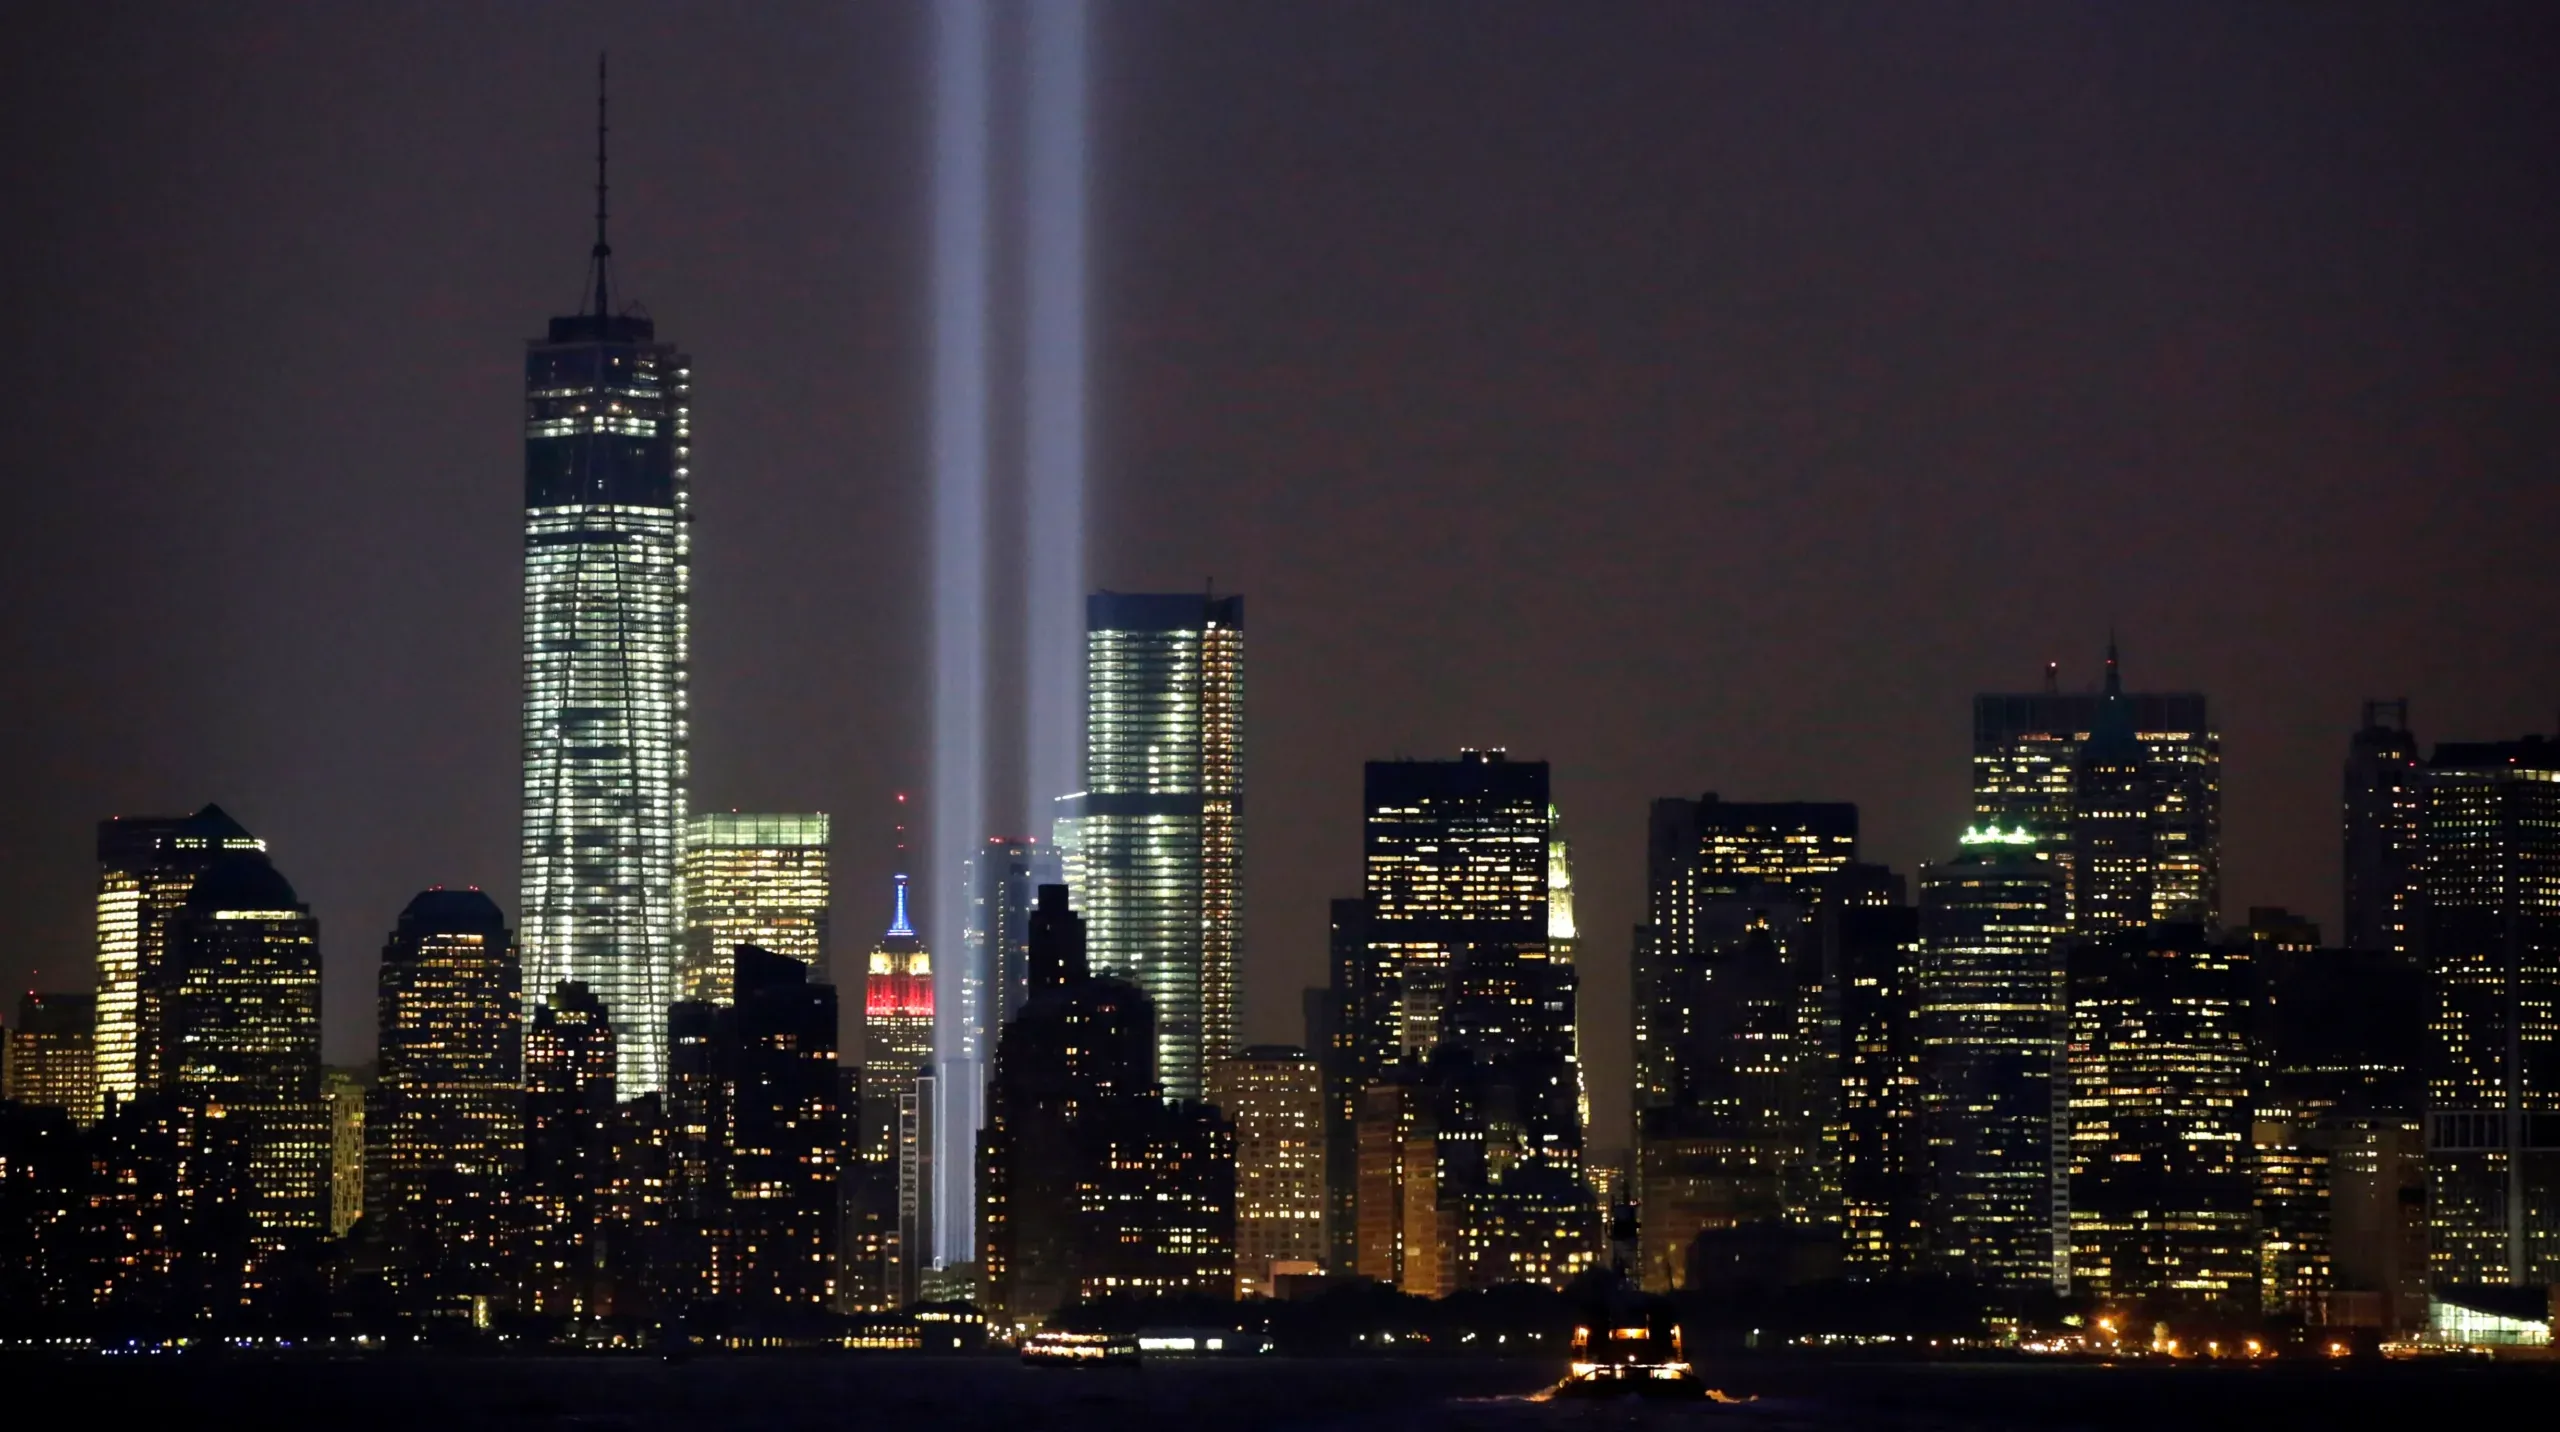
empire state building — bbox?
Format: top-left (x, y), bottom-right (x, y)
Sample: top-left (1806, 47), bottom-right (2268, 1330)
top-left (519, 68), bottom-right (689, 1093)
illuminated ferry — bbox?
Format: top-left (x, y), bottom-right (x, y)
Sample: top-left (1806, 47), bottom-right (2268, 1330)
top-left (1561, 1315), bottom-right (1703, 1398)
top-left (1020, 1330), bottom-right (1140, 1366)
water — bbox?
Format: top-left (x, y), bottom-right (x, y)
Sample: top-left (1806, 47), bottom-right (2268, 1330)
top-left (33, 1353), bottom-right (2560, 1431)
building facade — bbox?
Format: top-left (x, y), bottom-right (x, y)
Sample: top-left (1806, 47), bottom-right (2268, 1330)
top-left (1080, 591), bottom-right (1243, 1099)
top-left (1207, 1047), bottom-right (1326, 1297)
top-left (6, 992), bottom-right (98, 1126)
top-left (518, 233), bottom-right (691, 1095)
top-left (521, 981), bottom-right (618, 1316)
top-left (2419, 736), bottom-right (2560, 1287)
top-left (2063, 926), bottom-right (2255, 1314)
top-left (368, 889), bottom-right (522, 1310)
top-left (862, 876), bottom-right (935, 1165)
top-left (680, 813), bottom-right (830, 1001)
top-left (709, 946), bottom-right (842, 1316)
top-left (2342, 702), bottom-right (2421, 956)
top-left (1634, 796), bottom-right (1856, 1112)
top-left (1915, 832), bottom-right (2069, 1290)
top-left (1973, 646), bottom-right (2219, 933)
top-left (93, 805), bottom-right (265, 1107)
top-left (164, 853), bottom-right (329, 1242)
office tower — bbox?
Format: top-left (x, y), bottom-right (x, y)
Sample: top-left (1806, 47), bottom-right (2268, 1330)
top-left (5, 992), bottom-right (97, 1125)
top-left (2418, 734), bottom-right (2560, 1287)
top-left (1973, 644), bottom-right (2220, 932)
top-left (93, 804), bottom-right (265, 1107)
top-left (521, 981), bottom-right (617, 1316)
top-left (2064, 925), bottom-right (2255, 1313)
top-left (2343, 701), bottom-right (2422, 955)
top-left (368, 889), bottom-right (522, 1309)
top-left (1915, 829), bottom-right (2069, 1290)
top-left (709, 946), bottom-right (842, 1314)
top-left (1081, 591), bottom-right (1244, 1099)
top-left (968, 837), bottom-right (1059, 1042)
top-left (1821, 866), bottom-right (1921, 1277)
top-left (862, 876), bottom-right (935, 1164)
top-left (2254, 934), bottom-right (2426, 1328)
top-left (835, 1065), bottom-right (898, 1313)
top-left (2069, 667), bottom-right (2158, 936)
top-left (896, 1070), bottom-right (937, 1305)
top-left (1352, 1080), bottom-right (1428, 1290)
top-left (980, 885), bottom-right (1236, 1327)
top-left (164, 852), bottom-right (328, 1241)
top-left (944, 835), bottom-right (1060, 1266)
top-left (1362, 752), bottom-right (1550, 1069)
top-left (517, 105), bottom-right (691, 1096)
top-left (1633, 796), bottom-right (1856, 1111)
top-left (1316, 897), bottom-right (1366, 1273)
top-left (322, 1068), bottom-right (367, 1238)
top-left (1208, 1047), bottom-right (1326, 1297)
top-left (680, 813), bottom-right (831, 1001)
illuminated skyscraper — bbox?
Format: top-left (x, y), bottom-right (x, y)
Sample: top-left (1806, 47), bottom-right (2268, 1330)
top-left (323, 1068), bottom-right (367, 1238)
top-left (519, 79), bottom-right (690, 1095)
top-left (1208, 1047), bottom-right (1326, 1298)
top-left (941, 835), bottom-right (1058, 1263)
top-left (1973, 645), bottom-right (2219, 933)
top-left (2064, 926), bottom-right (2255, 1313)
top-left (5, 992), bottom-right (97, 1126)
top-left (1915, 830), bottom-right (2068, 1290)
top-left (2419, 735), bottom-right (2560, 1286)
top-left (862, 877), bottom-right (935, 1164)
top-left (2343, 701), bottom-right (2422, 955)
top-left (1633, 797), bottom-right (1856, 1111)
top-left (1821, 866), bottom-right (1921, 1277)
top-left (1081, 591), bottom-right (1243, 1099)
top-left (680, 813), bottom-right (831, 1002)
top-left (164, 852), bottom-right (328, 1240)
top-left (92, 804), bottom-right (265, 1107)
top-left (1361, 752), bottom-right (1550, 1069)
top-left (369, 889), bottom-right (522, 1309)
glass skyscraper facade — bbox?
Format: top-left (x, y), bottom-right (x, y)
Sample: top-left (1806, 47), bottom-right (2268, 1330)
top-left (1916, 831), bottom-right (2069, 1291)
top-left (2343, 701), bottom-right (2422, 955)
top-left (1081, 591), bottom-right (1243, 1100)
top-left (519, 298), bottom-right (691, 1096)
top-left (680, 813), bottom-right (831, 1002)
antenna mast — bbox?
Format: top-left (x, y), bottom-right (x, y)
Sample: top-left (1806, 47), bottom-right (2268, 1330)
top-left (592, 51), bottom-right (612, 319)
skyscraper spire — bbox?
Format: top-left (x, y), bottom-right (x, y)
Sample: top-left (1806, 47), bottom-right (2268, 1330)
top-left (591, 50), bottom-right (612, 319)
top-left (887, 874), bottom-right (916, 939)
top-left (2103, 630), bottom-right (2122, 698)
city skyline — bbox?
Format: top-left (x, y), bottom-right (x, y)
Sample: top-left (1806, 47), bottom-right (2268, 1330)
top-left (5, 4), bottom-right (2560, 1160)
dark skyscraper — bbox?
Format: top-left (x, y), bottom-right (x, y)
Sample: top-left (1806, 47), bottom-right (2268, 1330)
top-left (1081, 591), bottom-right (1245, 1100)
top-left (709, 945), bottom-right (841, 1316)
top-left (368, 888), bottom-right (522, 1313)
top-left (2343, 701), bottom-right (2422, 956)
top-left (164, 852), bottom-right (328, 1242)
top-left (1973, 646), bottom-right (2219, 933)
top-left (1633, 796), bottom-right (1856, 1112)
top-left (980, 885), bottom-right (1235, 1328)
top-left (92, 804), bottom-right (265, 1109)
top-left (1820, 865), bottom-right (1921, 1278)
top-left (1915, 831), bottom-right (2068, 1291)
top-left (2418, 735), bottom-right (2560, 1287)
top-left (519, 78), bottom-right (691, 1097)
top-left (521, 981), bottom-right (617, 1316)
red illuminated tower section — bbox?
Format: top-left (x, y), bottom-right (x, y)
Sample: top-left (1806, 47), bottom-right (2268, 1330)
top-left (861, 874), bottom-right (935, 1164)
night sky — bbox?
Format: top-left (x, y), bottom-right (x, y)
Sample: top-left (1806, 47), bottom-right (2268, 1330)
top-left (5, 2), bottom-right (2557, 1148)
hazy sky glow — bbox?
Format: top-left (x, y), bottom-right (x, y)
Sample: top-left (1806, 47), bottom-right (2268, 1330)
top-left (3, 2), bottom-right (2556, 1149)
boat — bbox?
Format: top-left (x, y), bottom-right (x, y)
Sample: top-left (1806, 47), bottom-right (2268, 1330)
top-left (1020, 1330), bottom-right (1140, 1367)
top-left (1559, 1313), bottom-right (1704, 1399)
